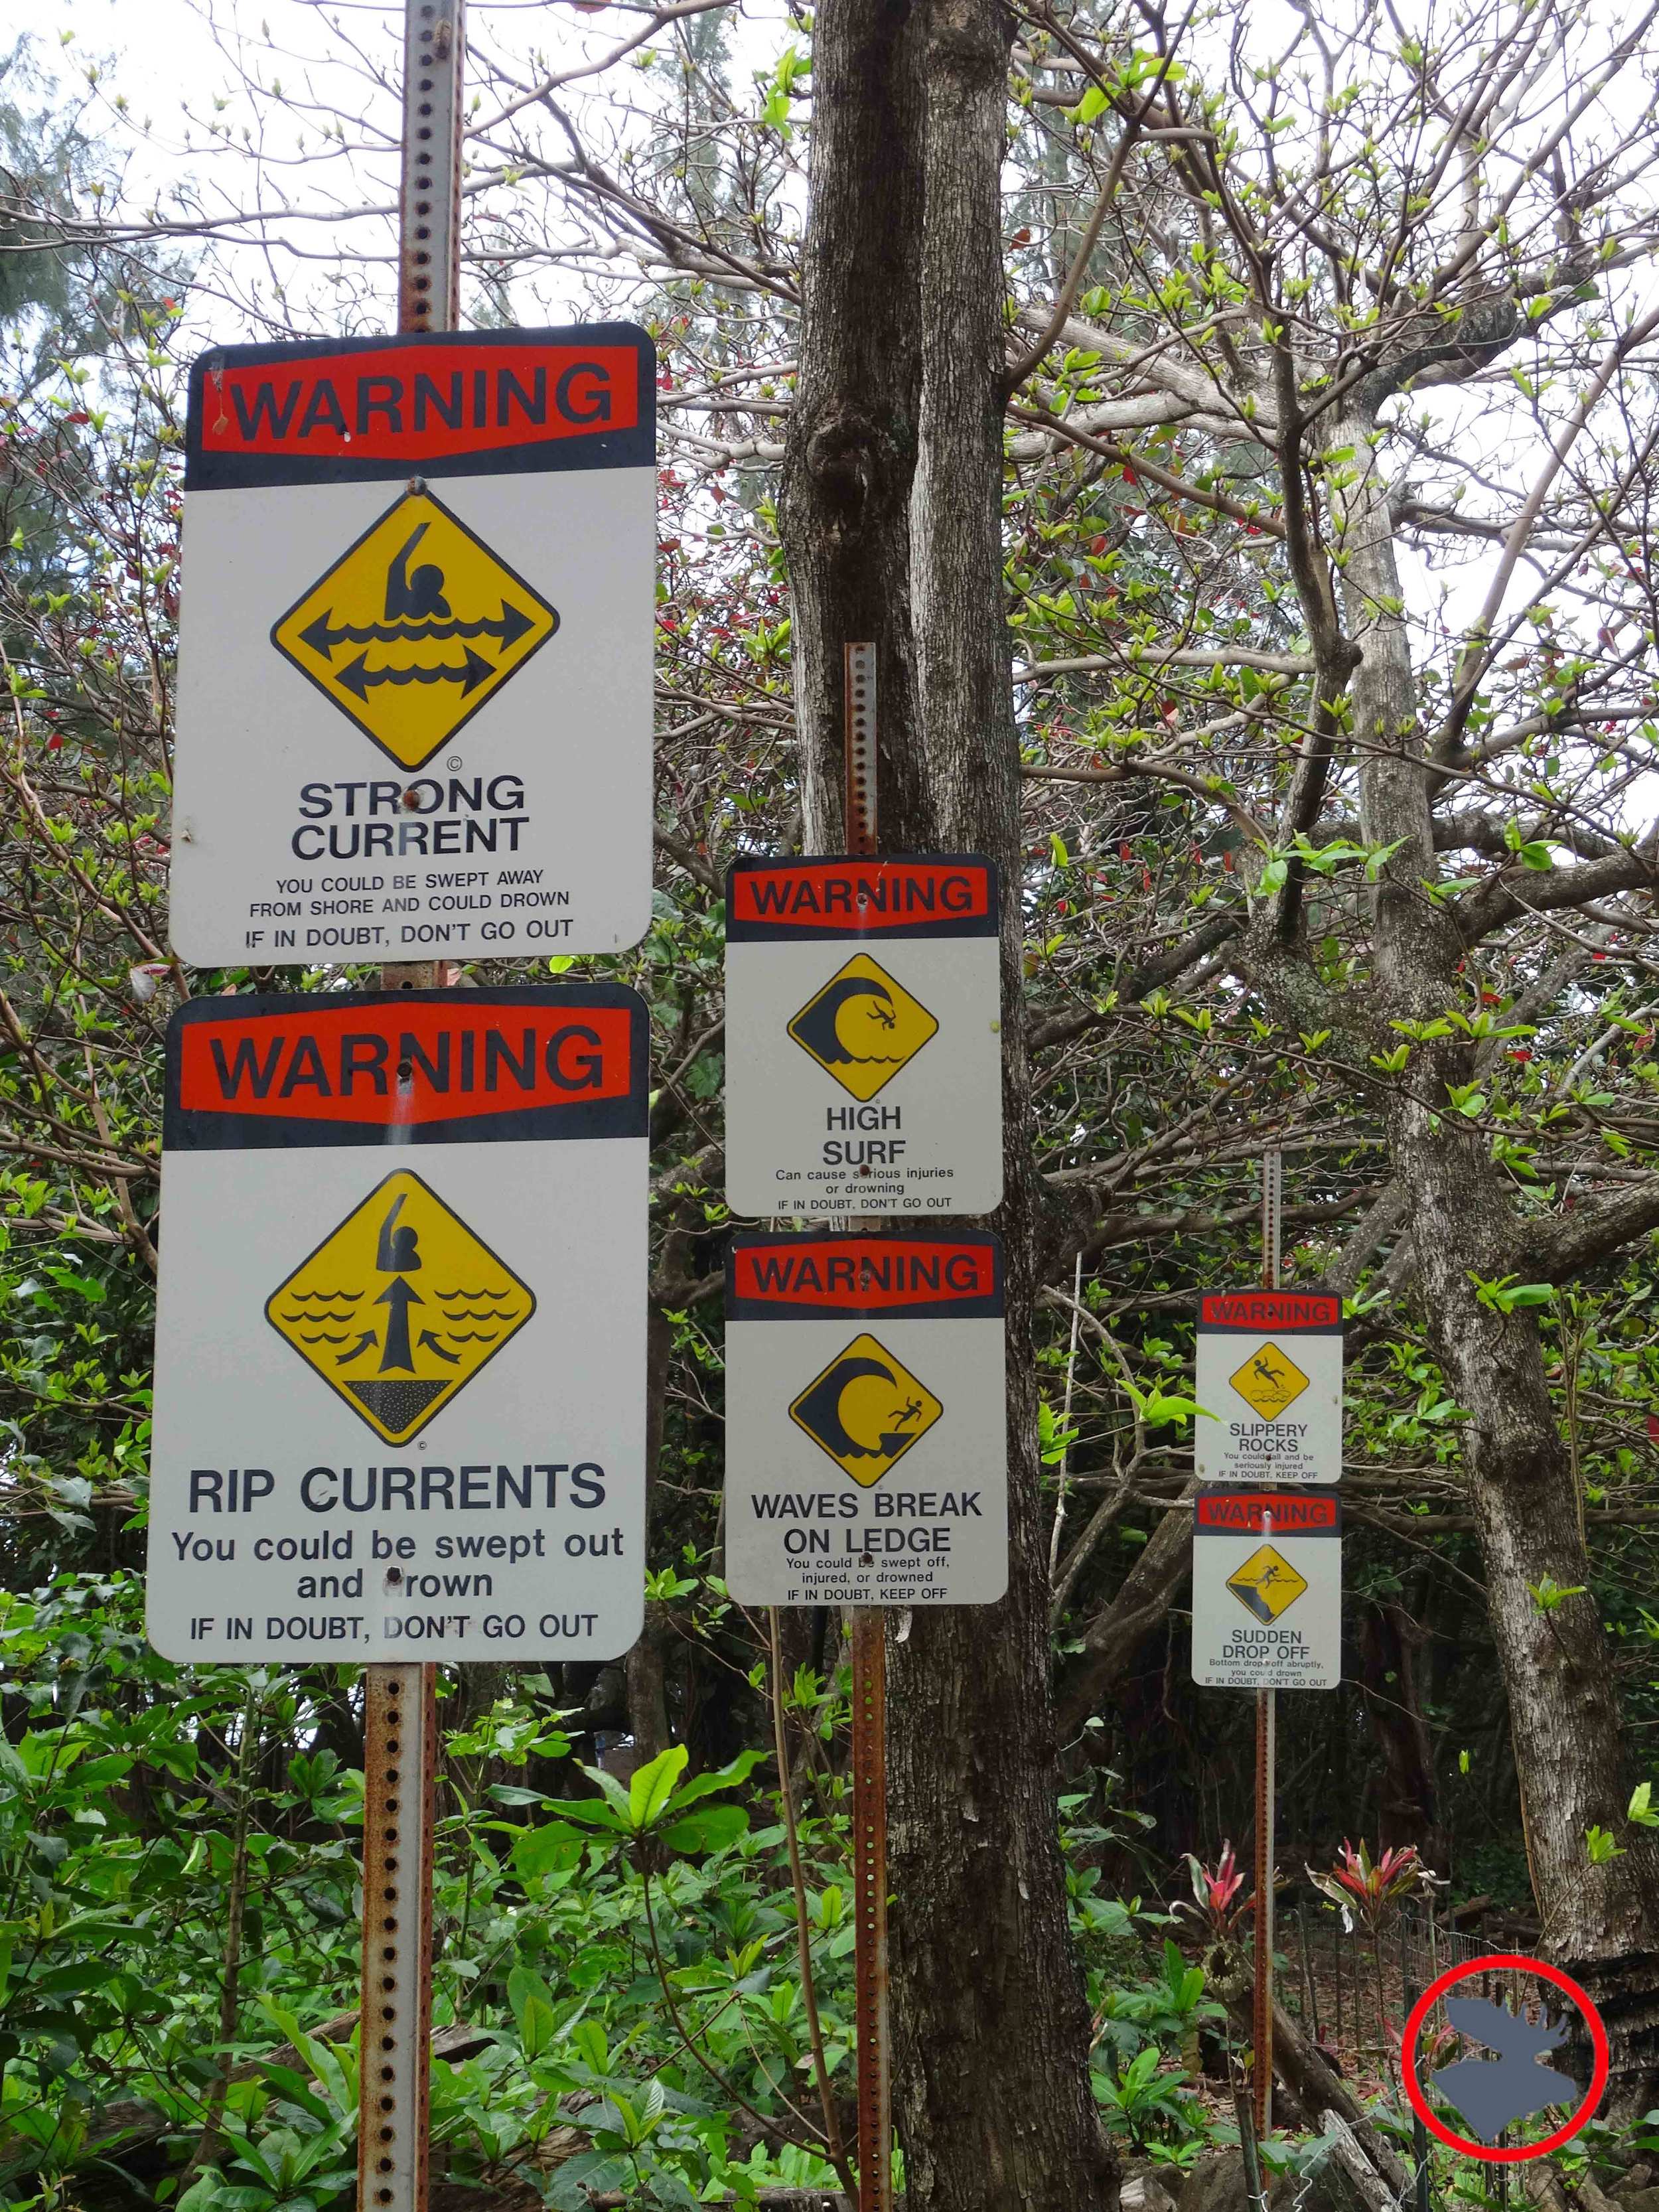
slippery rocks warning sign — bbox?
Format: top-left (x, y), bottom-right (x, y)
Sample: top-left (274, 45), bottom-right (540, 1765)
top-left (723, 1232), bottom-right (1007, 1607)
top-left (148, 988), bottom-right (647, 1663)
top-left (1191, 1487), bottom-right (1342, 1690)
top-left (1194, 1288), bottom-right (1344, 1485)
top-left (169, 325), bottom-right (654, 966)
top-left (723, 856), bottom-right (1003, 1218)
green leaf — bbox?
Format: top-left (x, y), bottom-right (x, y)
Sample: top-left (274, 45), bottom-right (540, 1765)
top-left (628, 1743), bottom-right (689, 1832)
top-left (659, 1803), bottom-right (749, 1854)
top-left (508, 1964), bottom-right (559, 2058)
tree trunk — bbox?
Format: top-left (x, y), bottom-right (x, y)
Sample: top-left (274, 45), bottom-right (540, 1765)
top-left (1332, 399), bottom-right (1659, 2103)
top-left (779, 0), bottom-right (1114, 2201)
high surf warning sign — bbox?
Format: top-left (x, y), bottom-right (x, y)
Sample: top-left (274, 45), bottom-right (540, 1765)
top-left (723, 855), bottom-right (1003, 1218)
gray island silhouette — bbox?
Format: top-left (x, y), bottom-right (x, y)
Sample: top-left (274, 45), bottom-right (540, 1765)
top-left (1429, 1996), bottom-right (1579, 2144)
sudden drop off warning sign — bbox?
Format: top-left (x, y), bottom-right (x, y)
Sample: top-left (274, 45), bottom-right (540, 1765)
top-left (169, 326), bottom-right (655, 966)
top-left (724, 857), bottom-right (1003, 1217)
top-left (1191, 1488), bottom-right (1342, 1690)
top-left (1195, 1288), bottom-right (1343, 1484)
top-left (147, 988), bottom-right (647, 1662)
top-left (724, 1232), bottom-right (1007, 1606)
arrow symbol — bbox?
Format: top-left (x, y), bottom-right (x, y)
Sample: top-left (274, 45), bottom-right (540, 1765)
top-left (375, 1276), bottom-right (424, 1372)
top-left (336, 647), bottom-right (495, 701)
top-left (334, 1330), bottom-right (378, 1366)
top-left (417, 1329), bottom-right (463, 1365)
top-left (299, 604), bottom-right (538, 657)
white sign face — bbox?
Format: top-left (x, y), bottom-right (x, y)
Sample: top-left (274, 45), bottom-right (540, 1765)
top-left (148, 988), bottom-right (648, 1662)
top-left (169, 327), bottom-right (654, 966)
top-left (724, 1232), bottom-right (1007, 1607)
top-left (1194, 1288), bottom-right (1344, 1484)
top-left (1192, 1488), bottom-right (1342, 1690)
top-left (724, 857), bottom-right (1003, 1218)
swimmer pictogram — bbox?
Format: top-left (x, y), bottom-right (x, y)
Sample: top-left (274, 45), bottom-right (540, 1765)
top-left (271, 487), bottom-right (559, 767)
top-left (265, 1168), bottom-right (536, 1443)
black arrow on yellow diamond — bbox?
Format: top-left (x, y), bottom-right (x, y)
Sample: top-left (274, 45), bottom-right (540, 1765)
top-left (417, 1329), bottom-right (463, 1366)
top-left (299, 603), bottom-right (536, 657)
top-left (336, 647), bottom-right (495, 701)
top-left (376, 1276), bottom-right (423, 1371)
top-left (334, 1330), bottom-right (378, 1366)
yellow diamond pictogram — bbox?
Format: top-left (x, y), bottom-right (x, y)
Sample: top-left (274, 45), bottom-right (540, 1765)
top-left (265, 1169), bottom-right (536, 1445)
top-left (1230, 1340), bottom-right (1311, 1420)
top-left (786, 954), bottom-right (940, 1102)
top-left (271, 488), bottom-right (559, 769)
top-left (1226, 1544), bottom-right (1309, 1623)
top-left (788, 1331), bottom-right (943, 1488)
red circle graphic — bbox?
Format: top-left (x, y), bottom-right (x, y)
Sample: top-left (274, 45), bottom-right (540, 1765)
top-left (1401, 1952), bottom-right (1609, 2162)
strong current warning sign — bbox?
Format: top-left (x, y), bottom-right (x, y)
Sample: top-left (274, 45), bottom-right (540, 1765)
top-left (725, 1232), bottom-right (1007, 1607)
top-left (1191, 1488), bottom-right (1342, 1690)
top-left (148, 988), bottom-right (647, 1663)
top-left (724, 857), bottom-right (1003, 1218)
top-left (169, 326), bottom-right (654, 966)
top-left (1194, 1288), bottom-right (1344, 1485)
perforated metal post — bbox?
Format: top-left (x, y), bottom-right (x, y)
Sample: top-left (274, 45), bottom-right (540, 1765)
top-left (398, 0), bottom-right (465, 333)
top-left (359, 11), bottom-right (467, 2211)
top-left (841, 640), bottom-right (892, 2212)
top-left (360, 1667), bottom-right (439, 2212)
top-left (1253, 1149), bottom-right (1283, 2135)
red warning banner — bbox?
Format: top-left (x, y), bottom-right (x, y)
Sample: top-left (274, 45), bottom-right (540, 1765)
top-left (1198, 1289), bottom-right (1342, 1333)
top-left (186, 327), bottom-right (654, 488)
top-left (727, 856), bottom-right (997, 940)
top-left (1194, 1488), bottom-right (1342, 1534)
top-left (727, 1232), bottom-right (1003, 1320)
top-left (166, 988), bottom-right (647, 1149)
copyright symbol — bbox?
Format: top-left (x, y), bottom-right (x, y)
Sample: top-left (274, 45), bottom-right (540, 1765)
top-left (446, 754), bottom-right (463, 771)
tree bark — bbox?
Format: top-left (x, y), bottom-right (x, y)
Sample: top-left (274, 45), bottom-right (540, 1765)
top-left (1331, 398), bottom-right (1659, 2103)
top-left (780, 0), bottom-right (1114, 2201)
top-left (882, 0), bottom-right (1118, 2200)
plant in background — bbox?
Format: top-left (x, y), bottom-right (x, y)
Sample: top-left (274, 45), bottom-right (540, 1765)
top-left (1307, 1841), bottom-right (1441, 2081)
top-left (1174, 1842), bottom-right (1252, 1944)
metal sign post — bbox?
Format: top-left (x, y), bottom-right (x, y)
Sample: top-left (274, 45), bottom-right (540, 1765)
top-left (1254, 1149), bottom-right (1281, 2136)
top-left (370, 12), bottom-right (463, 2209)
top-left (843, 643), bottom-right (893, 2212)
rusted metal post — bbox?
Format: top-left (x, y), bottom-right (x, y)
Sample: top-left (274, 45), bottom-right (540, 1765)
top-left (841, 640), bottom-right (892, 2212)
top-left (359, 1666), bottom-right (439, 2212)
top-left (360, 11), bottom-right (465, 2212)
top-left (1253, 1149), bottom-right (1281, 2135)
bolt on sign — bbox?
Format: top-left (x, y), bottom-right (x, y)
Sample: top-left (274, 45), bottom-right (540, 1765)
top-left (723, 856), bottom-right (1003, 1218)
top-left (724, 1232), bottom-right (1007, 1607)
top-left (169, 326), bottom-right (654, 967)
top-left (1190, 1488), bottom-right (1342, 1690)
top-left (1194, 1287), bottom-right (1344, 1484)
top-left (147, 988), bottom-right (647, 1663)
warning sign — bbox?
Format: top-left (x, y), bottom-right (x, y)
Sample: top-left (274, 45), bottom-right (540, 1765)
top-left (149, 987), bottom-right (648, 1664)
top-left (1196, 1288), bottom-right (1343, 1484)
top-left (169, 325), bottom-right (654, 966)
top-left (1226, 1543), bottom-right (1308, 1622)
top-left (1229, 1343), bottom-right (1311, 1422)
top-left (725, 1232), bottom-right (1007, 1606)
top-left (788, 1331), bottom-right (943, 1483)
top-left (725, 856), bottom-right (1003, 1218)
top-left (1192, 1487), bottom-right (1341, 1689)
top-left (266, 1170), bottom-right (536, 1443)
top-left (271, 488), bottom-right (559, 767)
top-left (787, 956), bottom-right (940, 1102)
